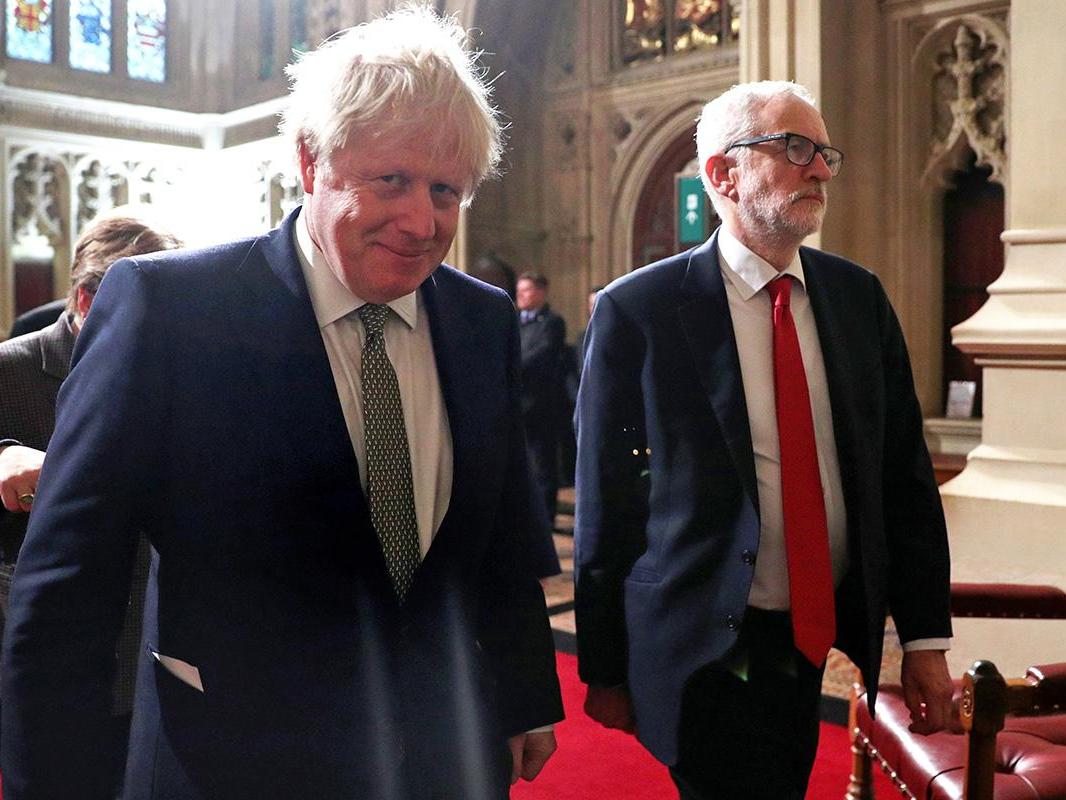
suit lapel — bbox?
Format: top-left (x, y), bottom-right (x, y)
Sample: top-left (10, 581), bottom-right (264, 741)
top-left (678, 233), bottom-right (759, 510)
top-left (416, 269), bottom-right (474, 558)
top-left (801, 249), bottom-right (862, 528)
top-left (233, 209), bottom-right (369, 523)
top-left (38, 315), bottom-right (75, 382)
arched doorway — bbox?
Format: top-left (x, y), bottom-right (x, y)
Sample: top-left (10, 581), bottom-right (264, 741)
top-left (631, 126), bottom-right (717, 269)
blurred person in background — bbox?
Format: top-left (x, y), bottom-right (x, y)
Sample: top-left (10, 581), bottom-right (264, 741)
top-left (0, 208), bottom-right (182, 796)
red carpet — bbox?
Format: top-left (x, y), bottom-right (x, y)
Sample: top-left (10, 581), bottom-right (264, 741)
top-left (0, 655), bottom-right (897, 800)
top-left (512, 652), bottom-right (897, 799)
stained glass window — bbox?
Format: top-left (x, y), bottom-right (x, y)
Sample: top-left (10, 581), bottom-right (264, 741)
top-left (259, 0), bottom-right (275, 79)
top-left (674, 0), bottom-right (722, 52)
top-left (729, 0), bottom-right (741, 41)
top-left (127, 0), bottom-right (166, 82)
top-left (70, 0), bottom-right (112, 73)
top-left (7, 0), bottom-right (53, 64)
top-left (622, 0), bottom-right (666, 65)
top-left (621, 0), bottom-right (739, 67)
top-left (289, 0), bottom-right (307, 56)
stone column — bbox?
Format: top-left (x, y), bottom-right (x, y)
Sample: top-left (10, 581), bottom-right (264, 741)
top-left (940, 0), bottom-right (1066, 677)
top-left (738, 0), bottom-right (888, 294)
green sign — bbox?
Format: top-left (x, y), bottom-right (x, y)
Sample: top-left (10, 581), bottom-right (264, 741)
top-left (677, 176), bottom-right (706, 245)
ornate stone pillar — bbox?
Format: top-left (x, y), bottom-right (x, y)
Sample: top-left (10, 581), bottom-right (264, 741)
top-left (940, 0), bottom-right (1066, 676)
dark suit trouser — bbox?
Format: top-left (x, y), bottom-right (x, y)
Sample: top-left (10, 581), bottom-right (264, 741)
top-left (669, 608), bottom-right (825, 800)
top-left (524, 416), bottom-right (562, 578)
top-left (525, 421), bottom-right (558, 525)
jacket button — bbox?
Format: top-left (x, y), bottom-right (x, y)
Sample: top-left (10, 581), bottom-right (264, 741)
top-left (742, 549), bottom-right (756, 565)
top-left (726, 615), bottom-right (740, 631)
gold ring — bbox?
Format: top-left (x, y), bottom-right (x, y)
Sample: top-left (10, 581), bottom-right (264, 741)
top-left (17, 493), bottom-right (34, 504)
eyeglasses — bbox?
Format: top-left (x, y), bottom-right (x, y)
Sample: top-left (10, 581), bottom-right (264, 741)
top-left (724, 132), bottom-right (844, 176)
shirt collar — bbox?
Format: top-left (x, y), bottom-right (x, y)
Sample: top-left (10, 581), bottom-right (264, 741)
top-left (715, 224), bottom-right (805, 301)
top-left (294, 207), bottom-right (417, 330)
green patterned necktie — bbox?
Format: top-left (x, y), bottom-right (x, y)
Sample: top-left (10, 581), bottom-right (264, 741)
top-left (357, 303), bottom-right (421, 601)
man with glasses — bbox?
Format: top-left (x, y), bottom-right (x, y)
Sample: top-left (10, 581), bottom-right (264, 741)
top-left (574, 81), bottom-right (952, 799)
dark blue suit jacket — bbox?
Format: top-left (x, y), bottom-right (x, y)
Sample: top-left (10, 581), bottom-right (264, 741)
top-left (573, 233), bottom-right (950, 764)
top-left (1, 210), bottom-right (562, 799)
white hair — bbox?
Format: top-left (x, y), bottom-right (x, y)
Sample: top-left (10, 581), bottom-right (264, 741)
top-left (279, 4), bottom-right (502, 205)
top-left (695, 81), bottom-right (818, 214)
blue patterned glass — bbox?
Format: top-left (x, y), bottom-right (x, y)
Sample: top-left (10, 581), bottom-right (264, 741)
top-left (127, 0), bottom-right (166, 82)
top-left (289, 0), bottom-right (307, 55)
top-left (258, 0), bottom-right (275, 80)
top-left (6, 0), bottom-right (53, 64)
top-left (70, 0), bottom-right (112, 73)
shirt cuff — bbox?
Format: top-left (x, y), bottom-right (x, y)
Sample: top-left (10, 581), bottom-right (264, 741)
top-left (901, 637), bottom-right (951, 652)
top-left (526, 725), bottom-right (555, 734)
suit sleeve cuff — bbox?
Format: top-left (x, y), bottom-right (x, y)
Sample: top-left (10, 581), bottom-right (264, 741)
top-left (901, 637), bottom-right (951, 652)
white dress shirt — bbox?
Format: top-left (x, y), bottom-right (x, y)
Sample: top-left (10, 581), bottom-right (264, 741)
top-left (296, 214), bottom-right (557, 735)
top-left (294, 211), bottom-right (452, 556)
top-left (717, 226), bottom-right (948, 651)
top-left (716, 226), bottom-right (848, 610)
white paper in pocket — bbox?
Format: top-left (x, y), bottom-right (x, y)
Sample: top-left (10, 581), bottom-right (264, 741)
top-left (151, 650), bottom-right (205, 693)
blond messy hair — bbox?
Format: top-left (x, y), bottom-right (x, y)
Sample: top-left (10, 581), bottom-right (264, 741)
top-left (279, 4), bottom-right (503, 206)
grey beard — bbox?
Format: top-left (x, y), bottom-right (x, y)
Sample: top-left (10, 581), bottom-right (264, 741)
top-left (739, 187), bottom-right (826, 242)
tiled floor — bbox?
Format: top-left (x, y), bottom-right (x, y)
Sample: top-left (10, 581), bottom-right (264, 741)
top-left (544, 488), bottom-right (575, 637)
top-left (544, 487), bottom-right (902, 701)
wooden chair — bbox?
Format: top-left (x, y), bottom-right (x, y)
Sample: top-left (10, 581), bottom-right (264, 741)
top-left (848, 583), bottom-right (1066, 800)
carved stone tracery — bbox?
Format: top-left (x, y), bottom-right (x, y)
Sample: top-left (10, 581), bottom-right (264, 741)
top-left (7, 144), bottom-right (193, 295)
top-left (128, 162), bottom-right (184, 210)
top-left (11, 149), bottom-right (67, 251)
top-left (75, 157), bottom-right (129, 231)
top-left (924, 21), bottom-right (1007, 188)
top-left (609, 111), bottom-right (634, 143)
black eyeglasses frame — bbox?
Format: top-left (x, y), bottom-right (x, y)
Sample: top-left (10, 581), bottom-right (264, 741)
top-left (723, 132), bottom-right (844, 175)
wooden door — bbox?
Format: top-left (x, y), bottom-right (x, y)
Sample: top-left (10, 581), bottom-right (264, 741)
top-left (942, 158), bottom-right (1005, 417)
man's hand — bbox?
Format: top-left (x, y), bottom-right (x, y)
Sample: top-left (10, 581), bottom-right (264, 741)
top-left (901, 649), bottom-right (955, 734)
top-left (0, 445), bottom-right (46, 513)
top-left (584, 684), bottom-right (636, 733)
top-left (508, 729), bottom-right (557, 784)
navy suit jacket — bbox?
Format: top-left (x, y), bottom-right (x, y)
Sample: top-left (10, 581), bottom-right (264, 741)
top-left (573, 233), bottom-right (951, 765)
top-left (1, 209), bottom-right (562, 799)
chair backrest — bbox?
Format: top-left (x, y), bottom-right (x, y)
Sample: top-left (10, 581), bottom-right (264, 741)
top-left (960, 658), bottom-right (1066, 800)
top-left (950, 583), bottom-right (1066, 619)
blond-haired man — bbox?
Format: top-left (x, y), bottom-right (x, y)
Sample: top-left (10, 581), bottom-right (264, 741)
top-left (2, 9), bottom-right (561, 799)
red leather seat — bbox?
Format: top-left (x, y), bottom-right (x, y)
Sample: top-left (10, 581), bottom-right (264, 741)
top-left (853, 676), bottom-right (1066, 799)
top-left (848, 584), bottom-right (1066, 800)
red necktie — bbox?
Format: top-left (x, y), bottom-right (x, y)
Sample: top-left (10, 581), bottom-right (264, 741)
top-left (767, 276), bottom-right (836, 667)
